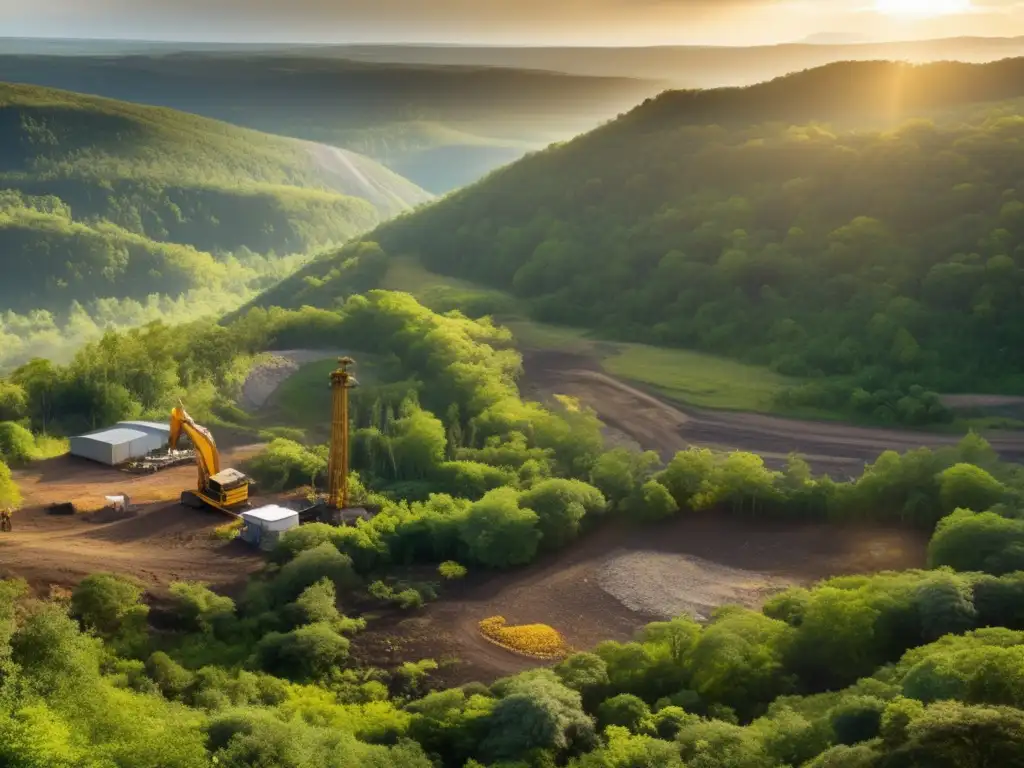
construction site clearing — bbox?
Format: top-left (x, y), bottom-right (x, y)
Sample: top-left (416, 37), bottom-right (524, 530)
top-left (0, 449), bottom-right (271, 593)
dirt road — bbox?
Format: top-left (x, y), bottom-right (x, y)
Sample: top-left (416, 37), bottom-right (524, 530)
top-left (523, 350), bottom-right (1024, 476)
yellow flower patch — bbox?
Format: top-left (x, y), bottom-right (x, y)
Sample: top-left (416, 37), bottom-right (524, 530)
top-left (478, 616), bottom-right (569, 659)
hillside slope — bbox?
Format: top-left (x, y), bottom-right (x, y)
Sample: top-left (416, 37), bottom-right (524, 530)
top-left (289, 58), bottom-right (1024, 423)
top-left (0, 82), bottom-right (429, 316)
top-left (0, 54), bottom-right (660, 193)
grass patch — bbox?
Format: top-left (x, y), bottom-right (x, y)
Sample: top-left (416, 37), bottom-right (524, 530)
top-left (478, 616), bottom-right (569, 660)
top-left (261, 357), bottom-right (382, 438)
top-left (31, 435), bottom-right (69, 460)
top-left (211, 519), bottom-right (243, 541)
top-left (601, 344), bottom-right (795, 413)
top-left (268, 359), bottom-right (340, 433)
top-left (382, 257), bottom-right (517, 317)
top-left (504, 319), bottom-right (596, 353)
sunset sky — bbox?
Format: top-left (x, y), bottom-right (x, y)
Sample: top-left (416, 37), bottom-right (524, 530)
top-left (3, 0), bottom-right (1024, 45)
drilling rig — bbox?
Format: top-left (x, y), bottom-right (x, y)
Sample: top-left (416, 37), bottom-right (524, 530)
top-left (301, 356), bottom-right (364, 524)
top-left (327, 356), bottom-right (358, 510)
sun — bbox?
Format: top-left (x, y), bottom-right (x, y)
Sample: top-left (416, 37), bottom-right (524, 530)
top-left (874, 0), bottom-right (972, 16)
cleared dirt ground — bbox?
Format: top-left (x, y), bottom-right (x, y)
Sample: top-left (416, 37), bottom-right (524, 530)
top-left (0, 446), bottom-right (267, 593)
top-left (522, 350), bottom-right (1024, 476)
top-left (353, 515), bottom-right (928, 685)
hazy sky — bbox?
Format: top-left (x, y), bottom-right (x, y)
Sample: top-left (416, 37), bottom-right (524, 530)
top-left (3, 0), bottom-right (1024, 45)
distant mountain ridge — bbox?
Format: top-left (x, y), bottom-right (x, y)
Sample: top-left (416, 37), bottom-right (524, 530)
top-left (0, 53), bottom-right (659, 192)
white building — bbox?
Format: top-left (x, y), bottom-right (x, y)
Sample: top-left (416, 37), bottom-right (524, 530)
top-left (240, 505), bottom-right (299, 551)
top-left (69, 420), bottom-right (171, 466)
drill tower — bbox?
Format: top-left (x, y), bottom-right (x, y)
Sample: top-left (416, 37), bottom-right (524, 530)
top-left (328, 356), bottom-right (358, 509)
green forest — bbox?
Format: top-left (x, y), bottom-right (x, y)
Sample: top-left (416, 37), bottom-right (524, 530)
top-left (4, 290), bottom-right (1024, 766)
top-left (350, 59), bottom-right (1024, 424)
top-left (0, 82), bottom-right (430, 369)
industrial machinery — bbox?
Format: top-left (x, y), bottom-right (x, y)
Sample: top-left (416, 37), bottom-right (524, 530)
top-left (328, 356), bottom-right (359, 509)
top-left (298, 357), bottom-right (362, 525)
top-left (169, 405), bottom-right (252, 515)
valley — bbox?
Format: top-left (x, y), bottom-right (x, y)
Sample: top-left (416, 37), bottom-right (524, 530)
top-left (3, 36), bottom-right (1024, 768)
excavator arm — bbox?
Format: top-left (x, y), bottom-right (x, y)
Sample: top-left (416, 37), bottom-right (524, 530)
top-left (169, 406), bottom-right (221, 493)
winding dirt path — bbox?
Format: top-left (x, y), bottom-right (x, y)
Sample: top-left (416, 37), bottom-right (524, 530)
top-left (522, 350), bottom-right (1024, 476)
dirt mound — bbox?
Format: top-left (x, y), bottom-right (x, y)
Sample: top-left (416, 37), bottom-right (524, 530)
top-left (598, 551), bottom-right (785, 621)
top-left (240, 349), bottom-right (351, 410)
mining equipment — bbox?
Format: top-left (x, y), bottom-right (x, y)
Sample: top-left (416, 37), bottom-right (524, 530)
top-left (169, 405), bottom-right (252, 515)
top-left (299, 357), bottom-right (366, 524)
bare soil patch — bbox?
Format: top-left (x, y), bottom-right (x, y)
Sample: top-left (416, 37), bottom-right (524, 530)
top-left (1, 445), bottom-right (269, 594)
top-left (11, 445), bottom-right (264, 512)
top-left (353, 516), bottom-right (928, 686)
top-left (0, 501), bottom-right (265, 595)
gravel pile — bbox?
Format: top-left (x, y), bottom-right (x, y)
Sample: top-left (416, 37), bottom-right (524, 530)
top-left (597, 550), bottom-right (789, 621)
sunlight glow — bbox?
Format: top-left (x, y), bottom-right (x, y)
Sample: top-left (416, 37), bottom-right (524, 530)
top-left (875, 0), bottom-right (972, 16)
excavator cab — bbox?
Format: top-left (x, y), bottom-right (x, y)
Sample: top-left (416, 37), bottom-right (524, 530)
top-left (170, 406), bottom-right (252, 515)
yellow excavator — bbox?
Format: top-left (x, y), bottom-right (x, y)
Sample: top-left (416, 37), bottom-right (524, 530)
top-left (169, 405), bottom-right (252, 515)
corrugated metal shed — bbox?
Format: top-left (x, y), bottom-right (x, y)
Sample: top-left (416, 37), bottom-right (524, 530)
top-left (70, 428), bottom-right (153, 466)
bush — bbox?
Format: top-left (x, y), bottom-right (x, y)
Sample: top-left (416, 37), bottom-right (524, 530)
top-left (168, 582), bottom-right (237, 635)
top-left (439, 561), bottom-right (468, 580)
top-left (830, 696), bottom-right (886, 745)
top-left (255, 622), bottom-right (350, 682)
top-left (275, 542), bottom-right (360, 603)
top-left (598, 694), bottom-right (652, 733)
top-left (244, 439), bottom-right (328, 492)
top-left (928, 509), bottom-right (1024, 575)
top-left (70, 573), bottom-right (148, 645)
top-left (0, 458), bottom-right (20, 508)
top-left (458, 487), bottom-right (541, 568)
top-left (937, 463), bottom-right (1007, 515)
top-left (0, 421), bottom-right (36, 464)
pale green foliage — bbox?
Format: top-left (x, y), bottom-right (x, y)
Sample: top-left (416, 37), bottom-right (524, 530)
top-left (0, 458), bottom-right (21, 508)
top-left (928, 509), bottom-right (1024, 574)
top-left (70, 573), bottom-right (149, 654)
top-left (937, 463), bottom-right (1006, 515)
top-left (244, 438), bottom-right (328, 492)
top-left (0, 421), bottom-right (36, 463)
top-left (168, 582), bottom-right (236, 635)
top-left (519, 478), bottom-right (606, 549)
top-left (458, 487), bottom-right (541, 568)
top-left (438, 561), bottom-right (468, 580)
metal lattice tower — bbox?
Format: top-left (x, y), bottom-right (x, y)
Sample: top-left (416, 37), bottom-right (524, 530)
top-left (328, 356), bottom-right (358, 509)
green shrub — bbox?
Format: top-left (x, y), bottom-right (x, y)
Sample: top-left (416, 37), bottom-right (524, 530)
top-left (439, 561), bottom-right (468, 580)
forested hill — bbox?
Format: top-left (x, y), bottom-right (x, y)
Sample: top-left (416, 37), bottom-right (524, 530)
top-left (0, 54), bottom-right (659, 192)
top-left (628, 58), bottom-right (1024, 129)
top-left (356, 57), bottom-right (1024, 416)
top-left (0, 82), bottom-right (429, 319)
